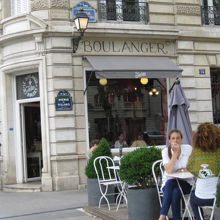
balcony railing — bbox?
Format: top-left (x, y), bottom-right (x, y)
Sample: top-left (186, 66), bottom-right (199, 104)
top-left (201, 6), bottom-right (220, 25)
top-left (98, 0), bottom-right (148, 23)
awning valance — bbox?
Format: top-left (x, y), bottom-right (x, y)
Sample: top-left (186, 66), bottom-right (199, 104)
top-left (85, 56), bottom-right (182, 79)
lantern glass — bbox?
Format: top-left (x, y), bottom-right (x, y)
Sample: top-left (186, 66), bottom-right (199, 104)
top-left (74, 13), bottom-right (89, 32)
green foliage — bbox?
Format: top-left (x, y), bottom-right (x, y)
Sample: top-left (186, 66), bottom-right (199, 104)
top-left (85, 138), bottom-right (113, 178)
top-left (119, 147), bottom-right (162, 189)
top-left (217, 183), bottom-right (220, 208)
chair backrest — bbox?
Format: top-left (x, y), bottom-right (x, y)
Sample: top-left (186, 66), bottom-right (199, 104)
top-left (152, 159), bottom-right (164, 207)
top-left (94, 156), bottom-right (118, 183)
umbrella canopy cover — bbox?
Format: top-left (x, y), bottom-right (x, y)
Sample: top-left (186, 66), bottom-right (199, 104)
top-left (166, 82), bottom-right (192, 146)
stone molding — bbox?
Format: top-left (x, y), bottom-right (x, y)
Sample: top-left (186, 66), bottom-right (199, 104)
top-left (176, 5), bottom-right (200, 16)
top-left (51, 0), bottom-right (69, 9)
top-left (31, 0), bottom-right (69, 10)
top-left (31, 0), bottom-right (49, 10)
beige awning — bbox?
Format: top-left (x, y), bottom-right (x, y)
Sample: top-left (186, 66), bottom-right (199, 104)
top-left (85, 56), bottom-right (182, 79)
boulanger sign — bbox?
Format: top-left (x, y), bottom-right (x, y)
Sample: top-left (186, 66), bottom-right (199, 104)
top-left (77, 39), bottom-right (175, 55)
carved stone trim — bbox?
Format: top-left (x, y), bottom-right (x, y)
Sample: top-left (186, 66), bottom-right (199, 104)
top-left (50, 0), bottom-right (69, 9)
top-left (31, 0), bottom-right (50, 11)
top-left (176, 5), bottom-right (201, 16)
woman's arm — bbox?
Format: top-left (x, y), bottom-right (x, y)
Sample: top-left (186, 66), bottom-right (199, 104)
top-left (164, 144), bottom-right (180, 174)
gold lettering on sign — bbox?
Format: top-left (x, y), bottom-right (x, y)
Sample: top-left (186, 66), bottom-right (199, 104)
top-left (79, 40), bottom-right (173, 55)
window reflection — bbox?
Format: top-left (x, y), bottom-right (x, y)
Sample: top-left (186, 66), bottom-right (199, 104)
top-left (87, 72), bottom-right (168, 147)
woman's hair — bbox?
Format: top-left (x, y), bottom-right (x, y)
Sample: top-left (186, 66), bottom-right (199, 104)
top-left (168, 129), bottom-right (183, 159)
top-left (192, 122), bottom-right (220, 152)
top-left (90, 139), bottom-right (99, 148)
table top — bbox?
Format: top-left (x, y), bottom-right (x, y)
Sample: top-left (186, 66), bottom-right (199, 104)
top-left (107, 166), bottom-right (120, 170)
top-left (167, 171), bottom-right (194, 179)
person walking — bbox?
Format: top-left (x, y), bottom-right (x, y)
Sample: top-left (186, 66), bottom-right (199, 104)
top-left (158, 129), bottom-right (193, 220)
top-left (187, 122), bottom-right (220, 220)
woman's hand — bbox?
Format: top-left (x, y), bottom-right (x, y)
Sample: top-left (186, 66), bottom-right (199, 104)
top-left (176, 168), bottom-right (187, 173)
top-left (171, 143), bottom-right (181, 155)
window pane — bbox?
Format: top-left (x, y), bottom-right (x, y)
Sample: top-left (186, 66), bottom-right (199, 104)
top-left (16, 73), bottom-right (40, 100)
top-left (106, 0), bottom-right (117, 20)
top-left (11, 0), bottom-right (29, 16)
top-left (86, 72), bottom-right (167, 147)
top-left (123, 0), bottom-right (140, 21)
top-left (211, 68), bottom-right (220, 125)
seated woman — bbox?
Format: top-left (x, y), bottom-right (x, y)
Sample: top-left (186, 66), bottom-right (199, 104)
top-left (114, 133), bottom-right (128, 148)
top-left (87, 139), bottom-right (99, 158)
top-left (187, 122), bottom-right (220, 220)
top-left (158, 129), bottom-right (193, 220)
top-left (130, 133), bottom-right (147, 147)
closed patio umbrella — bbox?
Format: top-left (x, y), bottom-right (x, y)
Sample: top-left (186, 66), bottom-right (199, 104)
top-left (166, 80), bottom-right (192, 146)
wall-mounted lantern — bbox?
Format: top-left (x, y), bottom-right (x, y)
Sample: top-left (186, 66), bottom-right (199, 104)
top-left (72, 10), bottom-right (89, 53)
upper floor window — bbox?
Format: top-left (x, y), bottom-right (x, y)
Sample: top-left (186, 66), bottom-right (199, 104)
top-left (211, 68), bottom-right (220, 126)
top-left (201, 0), bottom-right (220, 25)
top-left (98, 0), bottom-right (148, 23)
top-left (11, 0), bottom-right (29, 16)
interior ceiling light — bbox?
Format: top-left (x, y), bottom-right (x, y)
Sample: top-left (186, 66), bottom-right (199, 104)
top-left (99, 78), bottom-right (108, 86)
top-left (140, 78), bottom-right (149, 85)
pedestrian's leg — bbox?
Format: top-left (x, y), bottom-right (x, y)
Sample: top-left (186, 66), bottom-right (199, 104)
top-left (171, 184), bottom-right (182, 220)
top-left (159, 180), bottom-right (177, 220)
top-left (190, 190), bottom-right (214, 220)
top-left (170, 180), bottom-right (191, 220)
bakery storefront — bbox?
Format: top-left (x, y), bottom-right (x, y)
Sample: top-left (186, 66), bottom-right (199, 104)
top-left (80, 38), bottom-right (182, 148)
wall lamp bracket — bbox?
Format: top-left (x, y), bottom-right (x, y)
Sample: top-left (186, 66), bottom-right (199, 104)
top-left (72, 32), bottom-right (84, 53)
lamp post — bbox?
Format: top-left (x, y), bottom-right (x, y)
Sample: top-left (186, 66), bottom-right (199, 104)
top-left (72, 10), bottom-right (89, 53)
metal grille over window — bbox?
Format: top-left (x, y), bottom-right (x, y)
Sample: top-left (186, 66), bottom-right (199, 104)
top-left (201, 0), bottom-right (220, 25)
top-left (16, 73), bottom-right (40, 100)
top-left (98, 0), bottom-right (148, 23)
top-left (211, 68), bottom-right (220, 126)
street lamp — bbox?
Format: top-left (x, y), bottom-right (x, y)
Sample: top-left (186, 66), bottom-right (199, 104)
top-left (72, 10), bottom-right (89, 53)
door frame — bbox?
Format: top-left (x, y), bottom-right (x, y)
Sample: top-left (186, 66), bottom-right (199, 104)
top-left (15, 98), bottom-right (40, 183)
top-left (20, 102), bottom-right (41, 182)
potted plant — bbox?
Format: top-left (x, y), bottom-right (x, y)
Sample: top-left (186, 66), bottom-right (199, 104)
top-left (119, 147), bottom-right (162, 220)
top-left (215, 183), bottom-right (220, 219)
top-left (85, 138), bottom-right (114, 206)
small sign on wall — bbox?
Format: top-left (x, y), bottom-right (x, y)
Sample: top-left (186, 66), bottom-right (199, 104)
top-left (55, 90), bottom-right (73, 111)
top-left (199, 69), bottom-right (206, 75)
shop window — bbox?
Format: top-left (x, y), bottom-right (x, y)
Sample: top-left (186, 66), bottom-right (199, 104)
top-left (211, 68), bottom-right (220, 125)
top-left (98, 0), bottom-right (148, 23)
top-left (86, 72), bottom-right (168, 147)
top-left (11, 0), bottom-right (29, 16)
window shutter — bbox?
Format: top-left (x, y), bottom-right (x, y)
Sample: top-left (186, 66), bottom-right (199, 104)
top-left (11, 0), bottom-right (29, 16)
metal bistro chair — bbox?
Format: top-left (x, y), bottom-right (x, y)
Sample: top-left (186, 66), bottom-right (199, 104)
top-left (94, 156), bottom-right (125, 210)
top-left (152, 159), bottom-right (170, 220)
top-left (152, 159), bottom-right (194, 220)
top-left (198, 175), bottom-right (220, 220)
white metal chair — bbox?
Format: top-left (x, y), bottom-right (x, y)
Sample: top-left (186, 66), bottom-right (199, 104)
top-left (152, 159), bottom-right (170, 220)
top-left (198, 198), bottom-right (216, 220)
top-left (93, 156), bottom-right (126, 210)
top-left (197, 176), bottom-right (220, 220)
top-left (152, 159), bottom-right (191, 220)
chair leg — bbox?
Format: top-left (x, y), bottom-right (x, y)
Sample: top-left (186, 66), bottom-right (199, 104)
top-left (116, 183), bottom-right (127, 211)
top-left (198, 207), bottom-right (204, 220)
top-left (99, 184), bottom-right (111, 210)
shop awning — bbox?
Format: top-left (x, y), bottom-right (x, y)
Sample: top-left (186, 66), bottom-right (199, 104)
top-left (85, 56), bottom-right (182, 79)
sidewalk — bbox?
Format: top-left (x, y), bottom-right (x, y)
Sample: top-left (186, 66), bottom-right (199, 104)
top-left (85, 205), bottom-right (128, 220)
top-left (0, 189), bottom-right (128, 220)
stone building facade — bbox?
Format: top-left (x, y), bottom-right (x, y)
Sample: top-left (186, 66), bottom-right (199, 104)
top-left (0, 0), bottom-right (219, 191)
